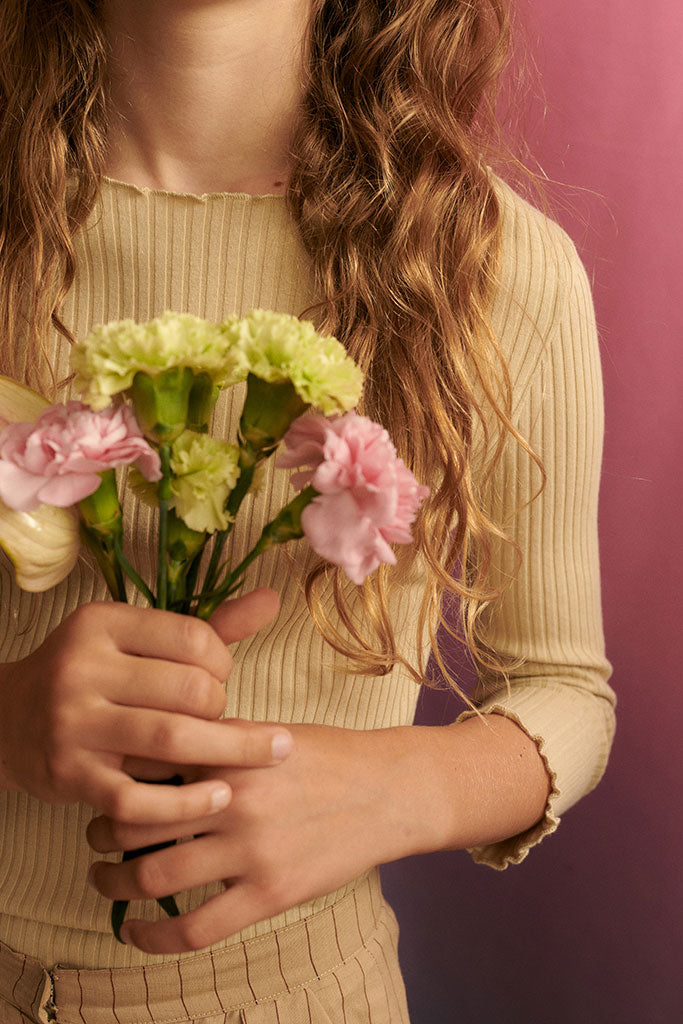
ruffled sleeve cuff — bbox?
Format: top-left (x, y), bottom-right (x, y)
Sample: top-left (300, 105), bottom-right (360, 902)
top-left (454, 679), bottom-right (615, 870)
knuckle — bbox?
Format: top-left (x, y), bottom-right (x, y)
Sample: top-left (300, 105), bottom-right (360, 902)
top-left (178, 616), bottom-right (214, 665)
top-left (177, 669), bottom-right (220, 716)
top-left (132, 856), bottom-right (166, 898)
top-left (176, 786), bottom-right (202, 819)
top-left (218, 648), bottom-right (233, 682)
top-left (43, 750), bottom-right (74, 792)
top-left (177, 916), bottom-right (212, 952)
top-left (49, 652), bottom-right (85, 702)
top-left (240, 727), bottom-right (271, 766)
top-left (246, 867), bottom-right (286, 919)
top-left (108, 819), bottom-right (133, 850)
top-left (65, 601), bottom-right (107, 635)
top-left (150, 718), bottom-right (186, 761)
top-left (148, 716), bottom-right (192, 765)
top-left (104, 784), bottom-right (136, 823)
top-left (262, 876), bottom-right (288, 912)
top-left (134, 857), bottom-right (166, 898)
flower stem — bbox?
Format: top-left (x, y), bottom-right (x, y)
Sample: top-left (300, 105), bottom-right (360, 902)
top-left (201, 439), bottom-right (258, 594)
top-left (181, 547), bottom-right (205, 614)
top-left (78, 471), bottom-right (128, 603)
top-left (156, 444), bottom-right (172, 610)
top-left (114, 535), bottom-right (156, 606)
top-left (201, 524), bottom-right (232, 595)
top-left (196, 487), bottom-right (316, 619)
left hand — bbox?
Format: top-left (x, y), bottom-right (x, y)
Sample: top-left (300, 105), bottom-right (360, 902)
top-left (86, 720), bottom-right (430, 954)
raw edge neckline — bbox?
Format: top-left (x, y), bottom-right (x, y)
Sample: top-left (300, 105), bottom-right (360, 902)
top-left (102, 174), bottom-right (287, 202)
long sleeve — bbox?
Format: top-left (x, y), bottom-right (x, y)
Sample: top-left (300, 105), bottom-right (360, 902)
top-left (456, 185), bottom-right (616, 869)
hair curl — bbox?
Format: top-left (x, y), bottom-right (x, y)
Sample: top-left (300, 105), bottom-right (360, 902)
top-left (0, 0), bottom-right (535, 699)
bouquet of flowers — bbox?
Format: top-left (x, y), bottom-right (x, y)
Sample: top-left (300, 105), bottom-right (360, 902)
top-left (0, 309), bottom-right (429, 937)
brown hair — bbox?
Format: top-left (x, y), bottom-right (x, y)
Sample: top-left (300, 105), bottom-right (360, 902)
top-left (0, 0), bottom-right (533, 697)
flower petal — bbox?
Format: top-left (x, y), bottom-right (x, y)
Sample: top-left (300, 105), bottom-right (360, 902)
top-left (38, 473), bottom-right (103, 507)
top-left (0, 461), bottom-right (48, 511)
top-left (0, 500), bottom-right (80, 591)
top-left (0, 376), bottom-right (49, 429)
top-left (301, 492), bottom-right (396, 585)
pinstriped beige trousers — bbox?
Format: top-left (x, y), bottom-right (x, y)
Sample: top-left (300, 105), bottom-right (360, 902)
top-left (0, 871), bottom-right (410, 1023)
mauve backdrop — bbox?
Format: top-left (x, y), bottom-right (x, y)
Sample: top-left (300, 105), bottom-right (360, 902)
top-left (381, 3), bottom-right (682, 1023)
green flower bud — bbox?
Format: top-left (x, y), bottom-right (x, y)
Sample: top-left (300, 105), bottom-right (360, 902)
top-left (78, 469), bottom-right (122, 534)
top-left (187, 373), bottom-right (219, 433)
top-left (240, 374), bottom-right (308, 451)
top-left (130, 368), bottom-right (194, 443)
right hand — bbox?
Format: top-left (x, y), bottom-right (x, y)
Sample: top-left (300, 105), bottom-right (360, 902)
top-left (0, 590), bottom-right (290, 825)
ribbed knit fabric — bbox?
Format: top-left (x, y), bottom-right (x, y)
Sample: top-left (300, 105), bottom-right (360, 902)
top-left (0, 175), bottom-right (615, 970)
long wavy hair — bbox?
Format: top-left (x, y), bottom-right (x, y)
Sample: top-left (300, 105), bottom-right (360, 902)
top-left (0, 0), bottom-right (536, 697)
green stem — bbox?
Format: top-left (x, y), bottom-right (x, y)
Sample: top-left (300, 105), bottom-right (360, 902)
top-left (201, 524), bottom-right (232, 595)
top-left (196, 534), bottom-right (272, 619)
top-left (156, 444), bottom-right (172, 610)
top-left (202, 439), bottom-right (261, 595)
top-left (196, 487), bottom-right (315, 618)
top-left (79, 524), bottom-right (127, 603)
top-left (114, 535), bottom-right (156, 606)
top-left (181, 547), bottom-right (206, 615)
top-left (78, 470), bottom-right (128, 602)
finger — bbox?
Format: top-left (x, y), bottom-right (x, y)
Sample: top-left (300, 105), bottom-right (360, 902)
top-left (110, 660), bottom-right (228, 719)
top-left (85, 768), bottom-right (232, 825)
top-left (88, 834), bottom-right (234, 901)
top-left (87, 809), bottom-right (214, 853)
top-left (95, 710), bottom-right (293, 770)
top-left (208, 587), bottom-right (279, 646)
top-left (117, 883), bottom-right (273, 954)
top-left (105, 605), bottom-right (234, 681)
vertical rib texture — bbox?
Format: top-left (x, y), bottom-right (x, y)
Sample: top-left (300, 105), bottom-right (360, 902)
top-left (0, 175), bottom-right (615, 965)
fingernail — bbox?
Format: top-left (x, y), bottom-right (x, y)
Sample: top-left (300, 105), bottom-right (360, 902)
top-left (119, 925), bottom-right (132, 945)
top-left (209, 785), bottom-right (231, 812)
top-left (86, 864), bottom-right (99, 887)
top-left (270, 730), bottom-right (293, 761)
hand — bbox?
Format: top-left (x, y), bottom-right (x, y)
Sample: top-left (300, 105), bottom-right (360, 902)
top-left (86, 722), bottom-right (428, 954)
top-left (0, 589), bottom-right (292, 826)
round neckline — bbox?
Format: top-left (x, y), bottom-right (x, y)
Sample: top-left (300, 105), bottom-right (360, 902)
top-left (102, 174), bottom-right (287, 202)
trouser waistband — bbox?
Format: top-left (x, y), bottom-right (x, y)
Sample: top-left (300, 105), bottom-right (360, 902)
top-left (0, 869), bottom-right (386, 1023)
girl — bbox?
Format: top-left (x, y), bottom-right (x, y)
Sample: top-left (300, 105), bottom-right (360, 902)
top-left (0, 1), bottom-right (615, 1021)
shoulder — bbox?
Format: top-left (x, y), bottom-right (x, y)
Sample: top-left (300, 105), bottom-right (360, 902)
top-left (488, 174), bottom-right (595, 398)
top-left (492, 173), bottom-right (583, 284)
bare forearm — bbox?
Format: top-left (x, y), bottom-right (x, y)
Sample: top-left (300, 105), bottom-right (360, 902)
top-left (379, 716), bottom-right (551, 858)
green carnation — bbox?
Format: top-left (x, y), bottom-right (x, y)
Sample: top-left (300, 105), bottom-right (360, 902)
top-left (220, 310), bottom-right (363, 415)
top-left (71, 312), bottom-right (246, 410)
top-left (169, 432), bottom-right (241, 534)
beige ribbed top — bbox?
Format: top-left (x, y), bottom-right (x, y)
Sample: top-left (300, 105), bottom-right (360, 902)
top-left (0, 175), bottom-right (615, 970)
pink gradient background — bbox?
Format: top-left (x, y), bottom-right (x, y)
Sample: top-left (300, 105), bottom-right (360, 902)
top-left (382, 3), bottom-right (683, 1022)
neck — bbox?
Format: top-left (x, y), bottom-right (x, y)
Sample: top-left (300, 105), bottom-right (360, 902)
top-left (101, 0), bottom-right (311, 195)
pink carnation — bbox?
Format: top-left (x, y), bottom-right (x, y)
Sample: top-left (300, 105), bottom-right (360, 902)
top-left (277, 411), bottom-right (429, 584)
top-left (0, 401), bottom-right (161, 511)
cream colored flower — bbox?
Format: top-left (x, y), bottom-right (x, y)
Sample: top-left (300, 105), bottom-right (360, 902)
top-left (220, 310), bottom-right (363, 415)
top-left (0, 376), bottom-right (80, 591)
top-left (169, 431), bottom-right (241, 534)
top-left (0, 501), bottom-right (80, 591)
top-left (0, 375), bottom-right (50, 428)
top-left (71, 312), bottom-right (245, 410)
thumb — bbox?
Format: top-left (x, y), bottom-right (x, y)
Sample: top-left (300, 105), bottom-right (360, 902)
top-left (208, 587), bottom-right (280, 645)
